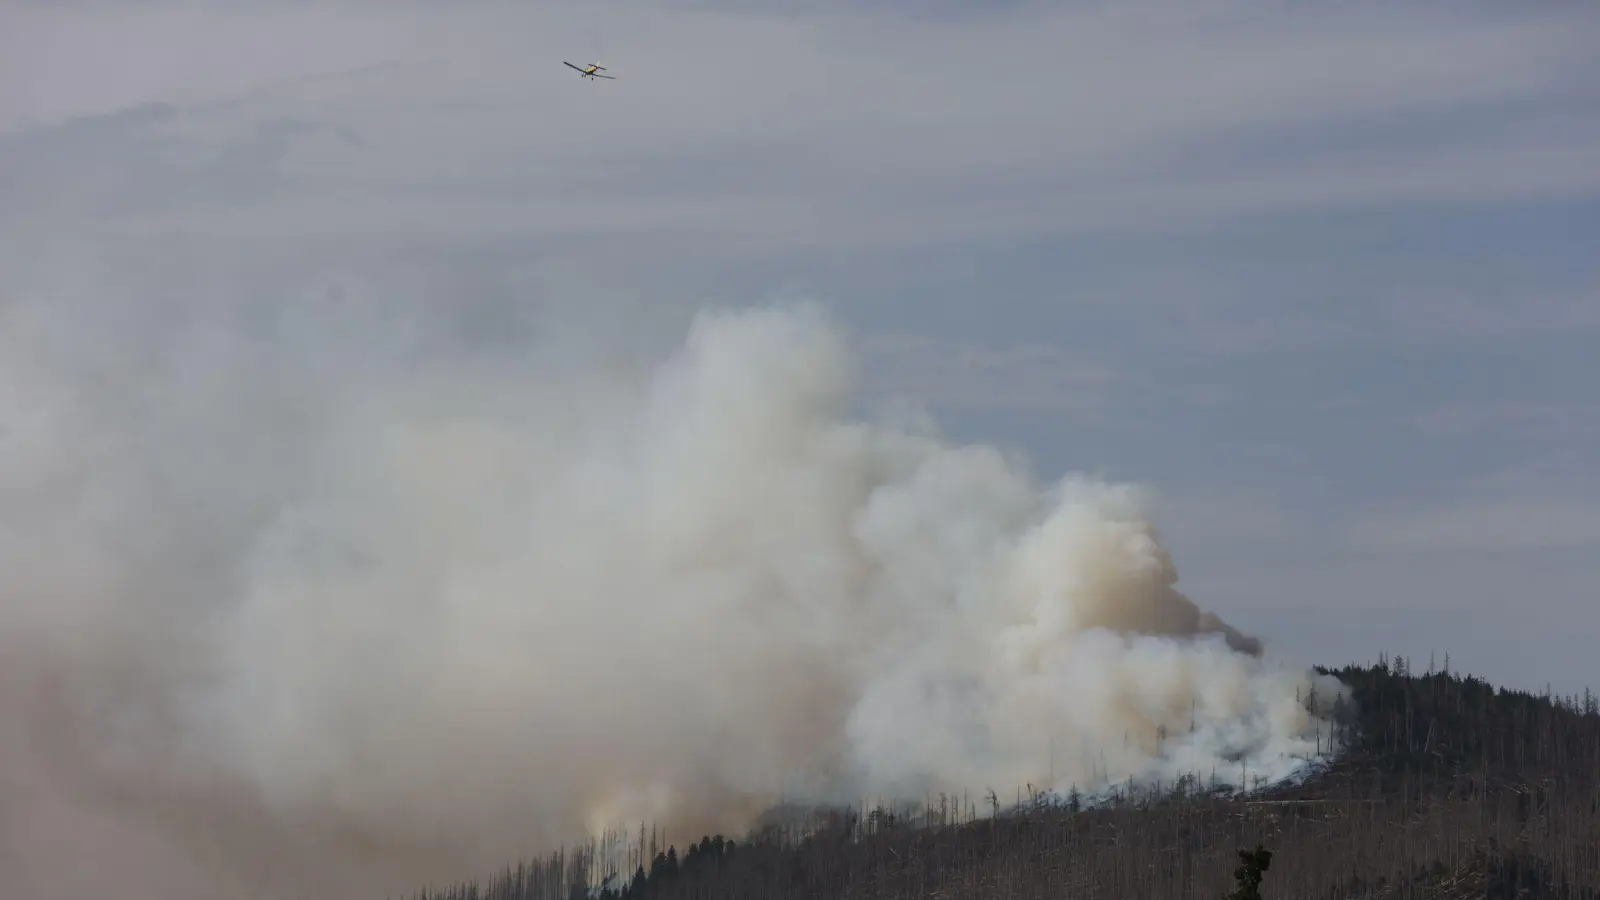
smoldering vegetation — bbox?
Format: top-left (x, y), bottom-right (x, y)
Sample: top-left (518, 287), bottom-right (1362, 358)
top-left (410, 659), bottom-right (1600, 900)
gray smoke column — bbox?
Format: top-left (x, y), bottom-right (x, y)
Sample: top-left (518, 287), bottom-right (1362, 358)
top-left (0, 273), bottom-right (1347, 899)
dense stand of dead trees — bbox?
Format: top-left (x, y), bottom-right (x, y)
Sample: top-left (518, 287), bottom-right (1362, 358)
top-left (405, 657), bottom-right (1600, 900)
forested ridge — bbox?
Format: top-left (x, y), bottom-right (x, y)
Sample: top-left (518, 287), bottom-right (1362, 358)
top-left (406, 657), bottom-right (1600, 900)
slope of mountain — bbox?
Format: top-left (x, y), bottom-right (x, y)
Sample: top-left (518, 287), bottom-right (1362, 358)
top-left (405, 658), bottom-right (1600, 900)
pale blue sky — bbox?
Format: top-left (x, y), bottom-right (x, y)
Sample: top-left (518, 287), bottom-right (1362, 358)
top-left (4, 0), bottom-right (1598, 694)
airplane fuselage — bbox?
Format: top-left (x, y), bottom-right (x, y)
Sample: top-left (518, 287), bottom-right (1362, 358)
top-left (563, 60), bottom-right (615, 80)
top-left (566, 61), bottom-right (608, 78)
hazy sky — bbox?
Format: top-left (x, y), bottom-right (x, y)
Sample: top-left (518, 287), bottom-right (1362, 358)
top-left (5, 0), bottom-right (1598, 695)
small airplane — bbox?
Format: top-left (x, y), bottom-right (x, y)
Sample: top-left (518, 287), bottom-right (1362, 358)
top-left (563, 61), bottom-right (615, 80)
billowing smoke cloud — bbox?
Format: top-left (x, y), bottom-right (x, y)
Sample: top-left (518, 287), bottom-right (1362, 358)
top-left (0, 262), bottom-right (1346, 899)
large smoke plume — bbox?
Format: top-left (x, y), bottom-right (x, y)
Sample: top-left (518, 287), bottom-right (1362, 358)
top-left (0, 263), bottom-right (1346, 899)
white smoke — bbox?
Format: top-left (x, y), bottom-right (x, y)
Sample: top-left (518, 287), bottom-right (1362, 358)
top-left (0, 267), bottom-right (1347, 899)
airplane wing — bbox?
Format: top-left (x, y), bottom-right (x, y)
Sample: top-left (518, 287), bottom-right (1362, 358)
top-left (591, 73), bottom-right (616, 79)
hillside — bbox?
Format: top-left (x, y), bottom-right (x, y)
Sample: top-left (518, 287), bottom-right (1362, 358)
top-left (406, 658), bottom-right (1600, 900)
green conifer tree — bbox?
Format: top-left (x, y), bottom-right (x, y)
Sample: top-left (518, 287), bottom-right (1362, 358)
top-left (1225, 844), bottom-right (1273, 900)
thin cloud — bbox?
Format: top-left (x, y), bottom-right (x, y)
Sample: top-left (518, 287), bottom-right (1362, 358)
top-left (1417, 401), bottom-right (1600, 442)
top-left (1376, 285), bottom-right (1600, 345)
top-left (856, 333), bottom-right (1118, 414)
top-left (1148, 488), bottom-right (1305, 550)
top-left (4, 1), bottom-right (1598, 252)
top-left (1349, 469), bottom-right (1600, 553)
